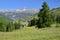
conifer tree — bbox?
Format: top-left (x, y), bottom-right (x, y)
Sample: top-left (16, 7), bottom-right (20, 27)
top-left (37, 2), bottom-right (53, 28)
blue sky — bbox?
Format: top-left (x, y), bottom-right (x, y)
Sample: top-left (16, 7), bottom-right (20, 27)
top-left (0, 0), bottom-right (60, 10)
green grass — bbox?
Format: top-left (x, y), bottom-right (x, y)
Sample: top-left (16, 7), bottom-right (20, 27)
top-left (0, 27), bottom-right (60, 40)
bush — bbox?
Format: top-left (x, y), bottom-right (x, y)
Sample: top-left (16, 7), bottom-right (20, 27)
top-left (28, 18), bottom-right (37, 26)
top-left (56, 24), bottom-right (60, 28)
top-left (14, 22), bottom-right (21, 30)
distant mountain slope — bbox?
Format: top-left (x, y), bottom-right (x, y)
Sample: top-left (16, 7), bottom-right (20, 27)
top-left (50, 7), bottom-right (60, 20)
top-left (0, 8), bottom-right (39, 20)
top-left (51, 7), bottom-right (60, 16)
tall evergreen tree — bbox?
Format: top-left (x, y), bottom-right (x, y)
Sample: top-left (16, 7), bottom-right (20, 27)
top-left (37, 2), bottom-right (53, 28)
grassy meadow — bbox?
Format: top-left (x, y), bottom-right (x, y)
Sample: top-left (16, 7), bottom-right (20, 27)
top-left (0, 27), bottom-right (60, 40)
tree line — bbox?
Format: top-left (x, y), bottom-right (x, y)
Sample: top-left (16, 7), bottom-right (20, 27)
top-left (0, 21), bottom-right (21, 32)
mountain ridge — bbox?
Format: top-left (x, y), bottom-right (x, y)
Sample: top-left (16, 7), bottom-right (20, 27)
top-left (0, 8), bottom-right (39, 20)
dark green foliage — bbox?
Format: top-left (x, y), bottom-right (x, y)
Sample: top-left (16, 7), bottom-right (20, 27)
top-left (0, 23), bottom-right (6, 32)
top-left (51, 8), bottom-right (60, 23)
top-left (0, 16), bottom-right (15, 32)
top-left (0, 15), bottom-right (22, 32)
top-left (37, 2), bottom-right (53, 28)
top-left (14, 22), bottom-right (21, 30)
top-left (0, 16), bottom-right (9, 32)
top-left (6, 22), bottom-right (15, 32)
top-left (6, 20), bottom-right (21, 32)
top-left (28, 18), bottom-right (37, 26)
top-left (56, 24), bottom-right (60, 28)
top-left (56, 15), bottom-right (60, 23)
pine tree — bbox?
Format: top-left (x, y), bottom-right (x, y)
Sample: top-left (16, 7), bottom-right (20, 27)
top-left (6, 22), bottom-right (15, 32)
top-left (37, 2), bottom-right (53, 28)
